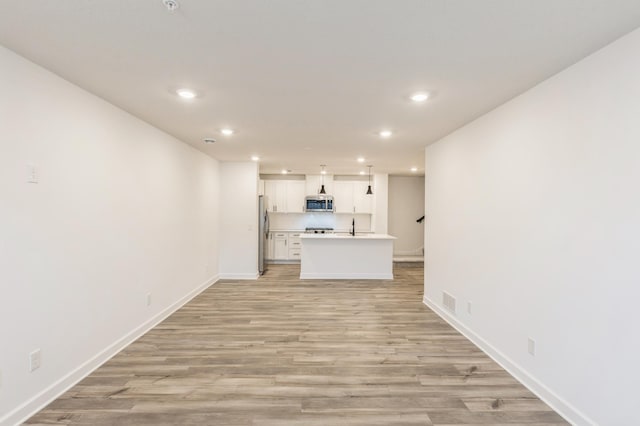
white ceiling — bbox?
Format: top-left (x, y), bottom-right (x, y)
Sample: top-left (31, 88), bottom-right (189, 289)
top-left (2, 1), bottom-right (640, 175)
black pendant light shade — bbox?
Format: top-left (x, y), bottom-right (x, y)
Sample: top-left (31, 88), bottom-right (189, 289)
top-left (319, 164), bottom-right (327, 194)
top-left (366, 165), bottom-right (373, 195)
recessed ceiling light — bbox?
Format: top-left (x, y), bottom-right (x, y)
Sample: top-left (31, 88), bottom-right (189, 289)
top-left (411, 167), bottom-right (418, 172)
top-left (221, 128), bottom-right (234, 136)
top-left (320, 170), bottom-right (327, 175)
top-left (281, 169), bottom-right (288, 175)
top-left (177, 89), bottom-right (196, 99)
top-left (379, 130), bottom-right (392, 138)
top-left (163, 0), bottom-right (179, 12)
top-left (357, 157), bottom-right (365, 163)
top-left (359, 171), bottom-right (365, 175)
top-left (411, 92), bottom-right (429, 102)
top-left (251, 155), bottom-right (260, 162)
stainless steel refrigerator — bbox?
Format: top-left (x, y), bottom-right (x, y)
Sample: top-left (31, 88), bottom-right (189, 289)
top-left (258, 195), bottom-right (269, 275)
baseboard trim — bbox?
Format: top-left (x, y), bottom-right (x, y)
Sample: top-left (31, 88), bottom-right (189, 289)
top-left (300, 272), bottom-right (393, 280)
top-left (2, 274), bottom-right (220, 426)
top-left (394, 249), bottom-right (424, 256)
top-left (219, 272), bottom-right (259, 280)
top-left (422, 296), bottom-right (594, 426)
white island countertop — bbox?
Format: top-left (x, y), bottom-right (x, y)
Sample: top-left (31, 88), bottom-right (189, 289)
top-left (300, 233), bottom-right (396, 240)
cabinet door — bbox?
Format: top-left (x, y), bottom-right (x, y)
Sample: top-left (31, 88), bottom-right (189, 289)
top-left (305, 175), bottom-right (322, 196)
top-left (264, 181), bottom-right (288, 212)
top-left (353, 181), bottom-right (373, 214)
top-left (273, 234), bottom-right (288, 260)
top-left (274, 182), bottom-right (288, 213)
top-left (333, 181), bottom-right (354, 213)
top-left (285, 181), bottom-right (306, 213)
top-left (264, 181), bottom-right (278, 212)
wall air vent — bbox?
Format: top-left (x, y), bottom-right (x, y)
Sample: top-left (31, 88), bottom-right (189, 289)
top-left (443, 291), bottom-right (456, 314)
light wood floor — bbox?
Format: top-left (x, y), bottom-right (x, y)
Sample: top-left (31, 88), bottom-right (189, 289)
top-left (25, 263), bottom-right (567, 425)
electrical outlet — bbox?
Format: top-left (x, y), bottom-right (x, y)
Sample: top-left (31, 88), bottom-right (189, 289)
top-left (30, 349), bottom-right (41, 372)
top-left (467, 301), bottom-right (472, 315)
top-left (528, 338), bottom-right (536, 356)
top-left (146, 293), bottom-right (152, 307)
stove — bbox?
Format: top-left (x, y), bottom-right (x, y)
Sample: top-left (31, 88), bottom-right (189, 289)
top-left (305, 227), bottom-right (335, 234)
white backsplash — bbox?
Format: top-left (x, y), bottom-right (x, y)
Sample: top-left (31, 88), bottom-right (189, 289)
top-left (269, 213), bottom-right (372, 232)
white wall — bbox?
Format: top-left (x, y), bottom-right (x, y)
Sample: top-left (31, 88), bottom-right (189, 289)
top-left (424, 28), bottom-right (640, 426)
top-left (0, 46), bottom-right (220, 425)
top-left (219, 162), bottom-right (259, 279)
top-left (388, 176), bottom-right (425, 255)
top-left (372, 173), bottom-right (389, 234)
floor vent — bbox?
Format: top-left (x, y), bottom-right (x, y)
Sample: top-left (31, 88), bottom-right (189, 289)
top-left (443, 291), bottom-right (456, 314)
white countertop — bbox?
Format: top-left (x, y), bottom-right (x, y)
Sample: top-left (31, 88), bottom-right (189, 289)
top-left (300, 233), bottom-right (396, 240)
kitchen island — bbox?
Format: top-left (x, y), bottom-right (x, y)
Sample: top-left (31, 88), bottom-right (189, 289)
top-left (300, 233), bottom-right (396, 279)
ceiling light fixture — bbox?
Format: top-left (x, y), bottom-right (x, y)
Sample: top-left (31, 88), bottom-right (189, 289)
top-left (319, 165), bottom-right (327, 194)
top-left (221, 128), bottom-right (234, 136)
top-left (359, 171), bottom-right (365, 175)
top-left (379, 130), bottom-right (392, 138)
top-left (357, 157), bottom-right (365, 163)
top-left (163, 0), bottom-right (179, 12)
top-left (366, 165), bottom-right (373, 195)
top-left (177, 89), bottom-right (196, 99)
top-left (411, 92), bottom-right (429, 102)
top-left (411, 167), bottom-right (418, 172)
top-left (281, 169), bottom-right (289, 175)
top-left (251, 156), bottom-right (260, 162)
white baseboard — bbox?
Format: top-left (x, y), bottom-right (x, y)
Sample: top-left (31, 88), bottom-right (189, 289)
top-left (219, 272), bottom-right (259, 280)
top-left (422, 296), bottom-right (594, 426)
top-left (2, 274), bottom-right (220, 426)
top-left (300, 272), bottom-right (393, 280)
top-left (394, 249), bottom-right (424, 256)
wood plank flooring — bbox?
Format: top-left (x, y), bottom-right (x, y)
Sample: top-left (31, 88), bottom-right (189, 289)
top-left (24, 263), bottom-right (567, 425)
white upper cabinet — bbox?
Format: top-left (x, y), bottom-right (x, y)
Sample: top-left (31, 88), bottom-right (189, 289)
top-left (333, 181), bottom-right (354, 213)
top-left (305, 175), bottom-right (334, 196)
top-left (264, 180), bottom-right (305, 213)
top-left (333, 180), bottom-right (373, 214)
top-left (285, 181), bottom-right (306, 213)
top-left (353, 181), bottom-right (373, 214)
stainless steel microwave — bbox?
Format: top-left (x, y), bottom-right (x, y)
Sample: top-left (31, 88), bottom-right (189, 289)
top-left (304, 195), bottom-right (334, 212)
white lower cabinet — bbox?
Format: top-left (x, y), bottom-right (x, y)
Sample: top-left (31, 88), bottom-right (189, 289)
top-left (267, 231), bottom-right (302, 261)
top-left (273, 232), bottom-right (288, 260)
top-left (288, 232), bottom-right (302, 260)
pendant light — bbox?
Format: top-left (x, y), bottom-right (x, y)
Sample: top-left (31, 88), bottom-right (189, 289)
top-left (366, 165), bottom-right (373, 195)
top-left (319, 165), bottom-right (327, 194)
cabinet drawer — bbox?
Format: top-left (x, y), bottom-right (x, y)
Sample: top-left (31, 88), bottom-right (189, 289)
top-left (288, 249), bottom-right (301, 259)
top-left (289, 233), bottom-right (301, 243)
top-left (289, 241), bottom-right (302, 248)
top-left (274, 233), bottom-right (287, 238)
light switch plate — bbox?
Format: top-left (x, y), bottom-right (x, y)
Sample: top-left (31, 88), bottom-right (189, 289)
top-left (30, 349), bottom-right (41, 372)
top-left (27, 164), bottom-right (39, 183)
top-left (528, 338), bottom-right (536, 356)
